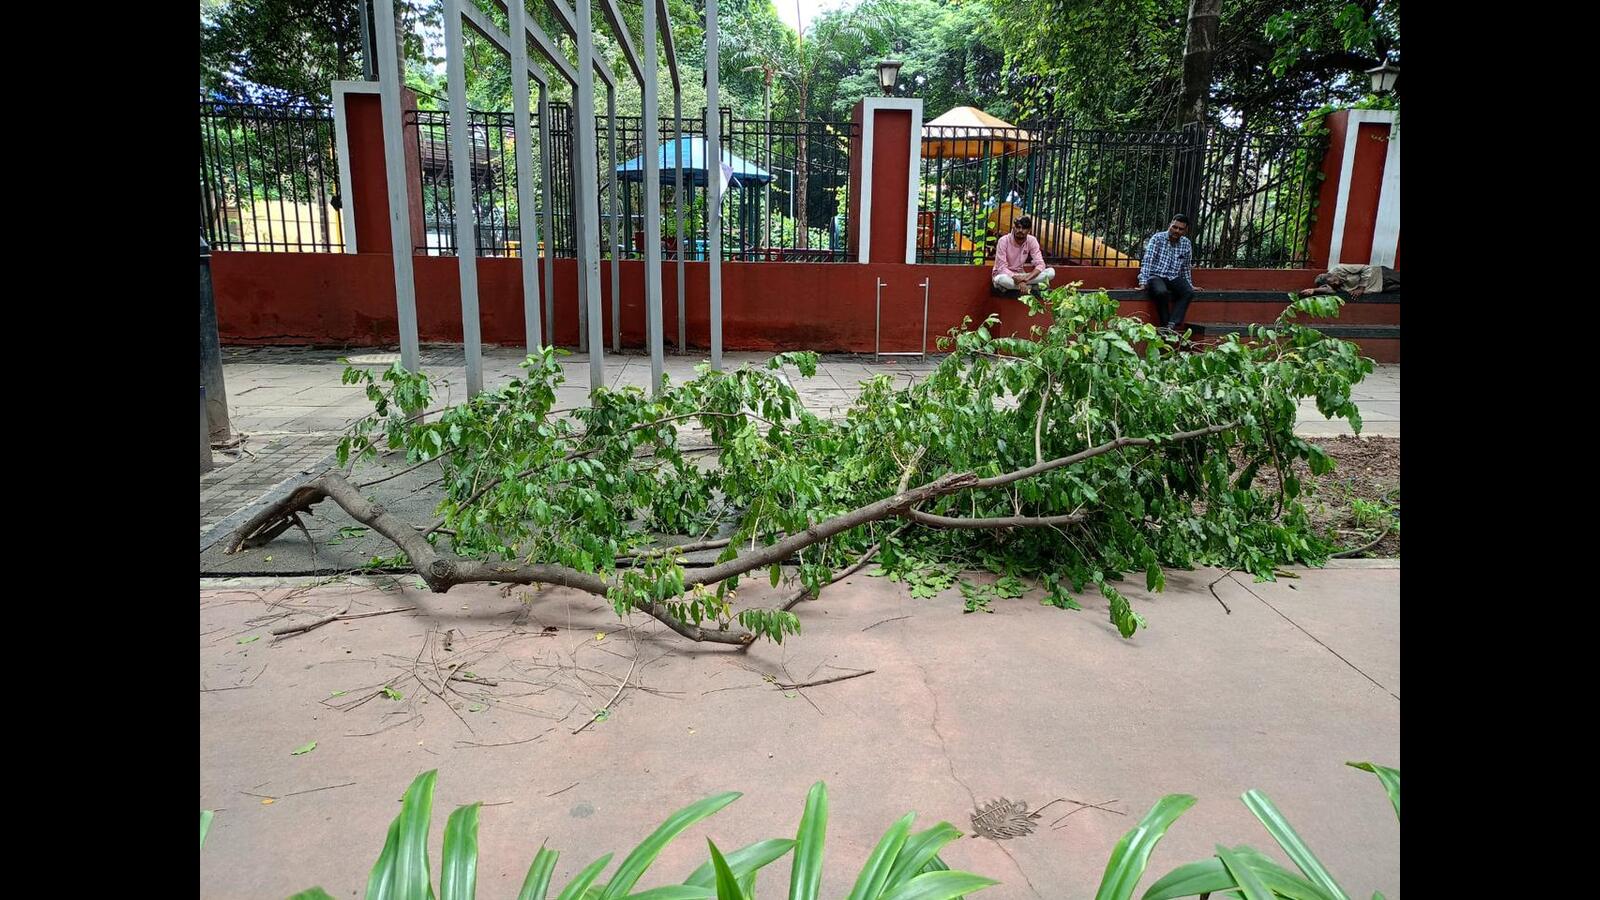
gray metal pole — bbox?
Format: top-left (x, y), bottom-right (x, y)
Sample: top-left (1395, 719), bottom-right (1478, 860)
top-left (705, 0), bottom-right (722, 371)
top-left (572, 104), bottom-right (589, 355)
top-left (444, 0), bottom-right (485, 396)
top-left (607, 80), bottom-right (621, 353)
top-left (199, 235), bottom-right (231, 442)
top-left (642, 0), bottom-right (665, 392)
top-left (572, 0), bottom-right (607, 393)
top-left (358, 0), bottom-right (376, 81)
top-left (509, 0), bottom-right (543, 353)
top-left (373, 0), bottom-right (421, 372)
top-left (539, 84), bottom-right (556, 340)
top-left (673, 92), bottom-right (686, 353)
top-left (201, 386), bottom-right (214, 474)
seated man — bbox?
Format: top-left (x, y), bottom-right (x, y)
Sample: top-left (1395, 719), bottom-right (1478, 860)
top-left (992, 216), bottom-right (1055, 295)
top-left (1139, 214), bottom-right (1196, 334)
top-left (1300, 263), bottom-right (1400, 298)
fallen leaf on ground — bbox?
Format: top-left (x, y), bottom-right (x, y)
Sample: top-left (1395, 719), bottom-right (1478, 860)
top-left (291, 741), bottom-right (317, 756)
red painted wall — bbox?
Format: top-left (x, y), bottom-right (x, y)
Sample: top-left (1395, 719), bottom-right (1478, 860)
top-left (1306, 110), bottom-right (1349, 270)
top-left (213, 252), bottom-right (1390, 354)
top-left (868, 109), bottom-right (913, 263)
top-left (1339, 122), bottom-right (1390, 264)
top-left (344, 90), bottom-right (427, 254)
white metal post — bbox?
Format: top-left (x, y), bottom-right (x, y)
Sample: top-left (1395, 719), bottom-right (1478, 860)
top-left (372, 0), bottom-right (420, 371)
top-left (705, 0), bottom-right (722, 370)
top-left (572, 0), bottom-right (606, 393)
top-left (642, 0), bottom-right (665, 392)
top-left (673, 93), bottom-right (686, 353)
top-left (508, 0), bottom-right (543, 353)
top-left (443, 0), bottom-right (485, 396)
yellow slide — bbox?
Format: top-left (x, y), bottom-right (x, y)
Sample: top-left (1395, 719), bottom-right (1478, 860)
top-left (981, 202), bottom-right (1139, 268)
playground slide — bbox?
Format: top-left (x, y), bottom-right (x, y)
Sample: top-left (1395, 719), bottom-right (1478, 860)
top-left (980, 202), bottom-right (1139, 268)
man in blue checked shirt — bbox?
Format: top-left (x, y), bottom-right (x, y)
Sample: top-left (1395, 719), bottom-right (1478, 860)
top-left (1138, 214), bottom-right (1197, 334)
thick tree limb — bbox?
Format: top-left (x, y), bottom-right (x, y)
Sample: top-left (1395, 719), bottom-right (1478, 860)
top-left (225, 421), bottom-right (1234, 646)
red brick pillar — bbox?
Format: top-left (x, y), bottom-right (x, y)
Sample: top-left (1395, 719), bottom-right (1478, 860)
top-left (1306, 108), bottom-right (1400, 269)
top-left (340, 86), bottom-right (426, 254)
top-left (846, 98), bottom-right (923, 265)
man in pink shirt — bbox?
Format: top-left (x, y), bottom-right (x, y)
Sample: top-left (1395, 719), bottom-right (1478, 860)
top-left (992, 217), bottom-right (1055, 295)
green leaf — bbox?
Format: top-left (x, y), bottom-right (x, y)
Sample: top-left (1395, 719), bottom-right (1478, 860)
top-left (1141, 850), bottom-right (1332, 900)
top-left (441, 803), bottom-right (481, 900)
top-left (597, 793), bottom-right (741, 899)
top-left (684, 839), bottom-right (796, 888)
top-left (290, 891), bottom-right (339, 900)
top-left (788, 782), bottom-right (829, 900)
top-left (884, 823), bottom-right (963, 891)
top-left (1215, 844), bottom-right (1273, 900)
top-left (384, 686), bottom-right (404, 701)
top-left (629, 888), bottom-right (716, 900)
top-left (554, 854), bottom-right (614, 900)
top-left (771, 565), bottom-right (782, 588)
top-left (364, 811), bottom-right (404, 900)
top-left (1240, 791), bottom-right (1350, 900)
top-left (1093, 794), bottom-right (1197, 900)
top-left (238, 635), bottom-right (261, 645)
top-left (518, 847), bottom-right (560, 900)
top-left (846, 812), bottom-right (915, 900)
top-left (707, 840), bottom-right (748, 900)
top-left (1345, 762), bottom-right (1399, 821)
top-left (291, 741), bottom-right (318, 756)
top-left (393, 770), bottom-right (439, 900)
top-left (878, 871), bottom-right (998, 900)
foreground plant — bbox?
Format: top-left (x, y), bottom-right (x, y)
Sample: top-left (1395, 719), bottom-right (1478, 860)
top-left (287, 773), bottom-right (989, 900)
top-left (1094, 761), bottom-right (1400, 900)
top-left (229, 287), bottom-right (1371, 644)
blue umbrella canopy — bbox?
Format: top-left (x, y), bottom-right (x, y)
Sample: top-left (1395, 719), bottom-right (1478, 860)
top-left (615, 135), bottom-right (776, 187)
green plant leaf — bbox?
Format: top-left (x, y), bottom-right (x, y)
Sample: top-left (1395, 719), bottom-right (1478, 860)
top-left (884, 823), bottom-right (963, 890)
top-left (628, 887), bottom-right (716, 900)
top-left (554, 854), bottom-right (614, 900)
top-left (441, 803), bottom-right (481, 900)
top-left (1141, 849), bottom-right (1332, 900)
top-left (598, 793), bottom-right (741, 899)
top-left (201, 810), bottom-right (215, 850)
top-left (1215, 844), bottom-right (1273, 900)
top-left (1345, 762), bottom-right (1399, 821)
top-left (708, 840), bottom-right (748, 900)
top-left (788, 782), bottom-right (829, 900)
top-left (1240, 791), bottom-right (1350, 900)
top-left (846, 812), bottom-right (915, 900)
top-left (878, 871), bottom-right (998, 900)
top-left (394, 770), bottom-right (439, 900)
top-left (684, 839), bottom-right (796, 888)
top-left (290, 890), bottom-right (339, 900)
top-left (518, 847), bottom-right (560, 900)
top-left (1092, 794), bottom-right (1197, 900)
top-left (366, 809), bottom-right (403, 900)
top-left (292, 741), bottom-right (318, 756)
top-left (239, 635), bottom-right (261, 644)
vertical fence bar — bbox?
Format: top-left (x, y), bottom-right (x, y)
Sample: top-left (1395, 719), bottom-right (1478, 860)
top-left (373, 0), bottom-right (421, 370)
top-left (444, 0), bottom-right (484, 396)
top-left (705, 0), bottom-right (722, 371)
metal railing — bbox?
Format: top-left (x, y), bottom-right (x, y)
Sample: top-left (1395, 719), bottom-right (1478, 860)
top-left (916, 122), bottom-right (1324, 268)
top-left (199, 100), bottom-right (343, 252)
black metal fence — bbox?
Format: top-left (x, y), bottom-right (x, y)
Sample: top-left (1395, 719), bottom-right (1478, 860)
top-left (199, 100), bottom-right (343, 252)
top-left (412, 106), bottom-right (857, 263)
top-left (917, 122), bottom-right (1324, 268)
top-left (200, 99), bottom-right (1323, 269)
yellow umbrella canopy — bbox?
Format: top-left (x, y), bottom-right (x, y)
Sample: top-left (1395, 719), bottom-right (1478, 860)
top-left (920, 106), bottom-right (1033, 159)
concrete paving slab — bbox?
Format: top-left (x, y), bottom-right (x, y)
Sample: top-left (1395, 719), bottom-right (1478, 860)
top-left (200, 565), bottom-right (1399, 899)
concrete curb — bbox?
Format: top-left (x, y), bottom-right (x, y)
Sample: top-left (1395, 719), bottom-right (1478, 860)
top-left (199, 451), bottom-right (338, 554)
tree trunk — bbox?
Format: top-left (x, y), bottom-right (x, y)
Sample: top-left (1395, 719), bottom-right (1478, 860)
top-left (1178, 0), bottom-right (1222, 126)
top-left (795, 79), bottom-right (810, 249)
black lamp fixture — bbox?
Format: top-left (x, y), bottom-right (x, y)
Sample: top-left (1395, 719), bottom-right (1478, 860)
top-left (1365, 59), bottom-right (1400, 95)
top-left (875, 60), bottom-right (903, 96)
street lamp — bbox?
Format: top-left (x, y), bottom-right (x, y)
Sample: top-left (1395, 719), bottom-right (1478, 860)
top-left (875, 60), bottom-right (903, 96)
top-left (1366, 59), bottom-right (1400, 94)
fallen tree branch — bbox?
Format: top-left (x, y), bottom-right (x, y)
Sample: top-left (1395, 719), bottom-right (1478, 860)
top-left (774, 669), bottom-right (874, 690)
top-left (228, 421), bottom-right (1237, 647)
top-left (1330, 525), bottom-right (1392, 559)
top-left (271, 605), bottom-right (418, 638)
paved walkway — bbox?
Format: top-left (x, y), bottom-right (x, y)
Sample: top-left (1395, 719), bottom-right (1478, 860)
top-left (200, 562), bottom-right (1399, 899)
top-left (202, 345), bottom-right (1398, 532)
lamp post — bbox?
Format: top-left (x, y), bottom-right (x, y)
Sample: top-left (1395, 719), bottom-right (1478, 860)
top-left (875, 60), bottom-right (903, 96)
top-left (1366, 59), bottom-right (1400, 95)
